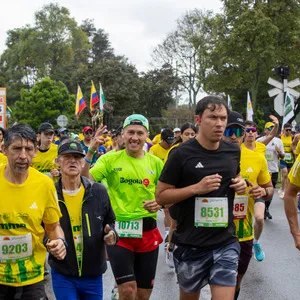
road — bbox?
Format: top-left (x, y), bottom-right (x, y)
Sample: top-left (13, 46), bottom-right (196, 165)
top-left (45, 190), bottom-right (300, 299)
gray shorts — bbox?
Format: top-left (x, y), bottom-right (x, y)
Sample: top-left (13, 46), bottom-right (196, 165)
top-left (173, 241), bottom-right (240, 293)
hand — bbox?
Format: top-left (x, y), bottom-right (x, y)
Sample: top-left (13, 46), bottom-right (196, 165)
top-left (46, 239), bottom-right (66, 260)
top-left (89, 125), bottom-right (107, 151)
top-left (292, 232), bottom-right (300, 250)
top-left (248, 183), bottom-right (266, 199)
top-left (193, 174), bottom-right (222, 195)
top-left (269, 114), bottom-right (279, 125)
top-left (230, 177), bottom-right (247, 195)
top-left (50, 168), bottom-right (60, 177)
top-left (143, 200), bottom-right (161, 213)
top-left (104, 224), bottom-right (116, 246)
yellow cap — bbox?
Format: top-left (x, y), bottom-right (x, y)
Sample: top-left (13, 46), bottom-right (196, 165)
top-left (265, 122), bottom-right (275, 129)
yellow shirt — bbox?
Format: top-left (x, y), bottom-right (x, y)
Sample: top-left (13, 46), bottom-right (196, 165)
top-left (149, 143), bottom-right (169, 164)
top-left (281, 135), bottom-right (294, 163)
top-left (78, 133), bottom-right (84, 141)
top-left (31, 143), bottom-right (58, 180)
top-left (152, 134), bottom-right (161, 145)
top-left (0, 152), bottom-right (7, 166)
top-left (63, 185), bottom-right (84, 268)
top-left (288, 155), bottom-right (300, 186)
top-left (0, 166), bottom-right (62, 286)
top-left (295, 141), bottom-right (300, 157)
top-left (235, 147), bottom-right (270, 242)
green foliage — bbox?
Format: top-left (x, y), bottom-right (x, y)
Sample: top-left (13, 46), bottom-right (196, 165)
top-left (13, 78), bottom-right (74, 130)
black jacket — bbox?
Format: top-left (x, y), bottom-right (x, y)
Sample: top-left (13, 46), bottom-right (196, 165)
top-left (48, 176), bottom-right (117, 277)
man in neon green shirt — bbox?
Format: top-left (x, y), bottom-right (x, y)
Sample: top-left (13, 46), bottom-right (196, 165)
top-left (82, 114), bottom-right (164, 300)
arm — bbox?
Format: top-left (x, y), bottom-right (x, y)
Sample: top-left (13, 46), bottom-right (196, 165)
top-left (284, 181), bottom-right (300, 250)
top-left (44, 222), bottom-right (66, 260)
top-left (248, 181), bottom-right (274, 201)
top-left (260, 115), bottom-right (279, 146)
top-left (156, 173), bottom-right (223, 206)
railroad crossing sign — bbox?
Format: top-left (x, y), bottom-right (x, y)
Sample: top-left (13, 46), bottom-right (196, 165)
top-left (57, 115), bottom-right (68, 127)
top-left (268, 77), bottom-right (300, 116)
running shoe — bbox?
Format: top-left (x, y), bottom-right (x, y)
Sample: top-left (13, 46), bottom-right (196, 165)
top-left (278, 188), bottom-right (284, 199)
top-left (253, 243), bottom-right (265, 261)
top-left (165, 247), bottom-right (175, 268)
top-left (265, 209), bottom-right (272, 220)
top-left (111, 287), bottom-right (119, 300)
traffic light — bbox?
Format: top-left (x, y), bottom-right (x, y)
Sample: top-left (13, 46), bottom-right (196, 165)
top-left (274, 66), bottom-right (290, 80)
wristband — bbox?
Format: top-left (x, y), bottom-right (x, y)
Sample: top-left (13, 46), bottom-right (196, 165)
top-left (88, 148), bottom-right (97, 155)
top-left (56, 237), bottom-right (68, 248)
top-left (84, 157), bottom-right (92, 164)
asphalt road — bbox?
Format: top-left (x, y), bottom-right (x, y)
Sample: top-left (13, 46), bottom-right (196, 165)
top-left (45, 189), bottom-right (300, 299)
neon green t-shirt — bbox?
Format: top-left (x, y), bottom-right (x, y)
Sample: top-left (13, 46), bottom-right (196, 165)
top-left (235, 146), bottom-right (270, 242)
top-left (90, 149), bottom-right (164, 221)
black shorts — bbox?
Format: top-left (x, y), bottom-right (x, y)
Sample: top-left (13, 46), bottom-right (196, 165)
top-left (238, 240), bottom-right (253, 275)
top-left (107, 245), bottom-right (159, 289)
top-left (0, 281), bottom-right (46, 300)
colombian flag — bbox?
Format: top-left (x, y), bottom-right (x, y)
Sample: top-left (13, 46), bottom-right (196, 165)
top-left (90, 81), bottom-right (99, 112)
top-left (75, 85), bottom-right (86, 118)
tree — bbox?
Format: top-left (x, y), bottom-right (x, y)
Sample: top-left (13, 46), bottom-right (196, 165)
top-left (152, 9), bottom-right (215, 109)
top-left (13, 78), bottom-right (74, 130)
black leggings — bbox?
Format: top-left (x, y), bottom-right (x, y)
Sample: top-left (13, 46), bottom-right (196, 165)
top-left (107, 245), bottom-right (159, 289)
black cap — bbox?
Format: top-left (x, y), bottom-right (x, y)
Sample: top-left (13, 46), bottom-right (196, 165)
top-left (58, 139), bottom-right (85, 157)
top-left (227, 111), bottom-right (244, 128)
top-left (161, 128), bottom-right (175, 144)
top-left (38, 122), bottom-right (54, 133)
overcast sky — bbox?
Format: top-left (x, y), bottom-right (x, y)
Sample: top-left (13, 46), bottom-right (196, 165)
top-left (0, 0), bottom-right (222, 72)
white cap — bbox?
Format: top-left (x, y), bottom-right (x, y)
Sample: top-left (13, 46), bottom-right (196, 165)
top-left (173, 127), bottom-right (181, 133)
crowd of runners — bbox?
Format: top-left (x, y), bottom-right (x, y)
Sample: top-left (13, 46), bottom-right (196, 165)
top-left (0, 95), bottom-right (300, 300)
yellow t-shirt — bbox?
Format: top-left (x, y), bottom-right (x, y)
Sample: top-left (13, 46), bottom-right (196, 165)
top-left (63, 185), bottom-right (84, 268)
top-left (31, 143), bottom-right (58, 180)
top-left (0, 152), bottom-right (7, 167)
top-left (281, 135), bottom-right (294, 163)
top-left (152, 134), bottom-right (161, 145)
top-left (288, 156), bottom-right (300, 186)
top-left (295, 141), bottom-right (300, 157)
top-left (241, 141), bottom-right (266, 155)
top-left (0, 166), bottom-right (62, 286)
top-left (149, 143), bottom-right (169, 164)
top-left (235, 147), bottom-right (270, 242)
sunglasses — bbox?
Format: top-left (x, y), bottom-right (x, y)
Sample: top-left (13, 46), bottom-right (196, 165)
top-left (285, 128), bottom-right (292, 132)
top-left (85, 131), bottom-right (93, 135)
top-left (224, 128), bottom-right (244, 137)
top-left (266, 126), bottom-right (274, 131)
top-left (245, 127), bottom-right (257, 133)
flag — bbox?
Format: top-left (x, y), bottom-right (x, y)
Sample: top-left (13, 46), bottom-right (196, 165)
top-left (90, 81), bottom-right (99, 112)
top-left (7, 106), bottom-right (12, 114)
top-left (75, 85), bottom-right (86, 117)
top-left (246, 91), bottom-right (253, 121)
top-left (227, 95), bottom-right (232, 110)
top-left (282, 91), bottom-right (294, 128)
top-left (99, 83), bottom-right (106, 112)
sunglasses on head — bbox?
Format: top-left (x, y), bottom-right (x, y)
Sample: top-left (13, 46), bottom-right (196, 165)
top-left (224, 127), bottom-right (244, 137)
top-left (245, 127), bottom-right (257, 133)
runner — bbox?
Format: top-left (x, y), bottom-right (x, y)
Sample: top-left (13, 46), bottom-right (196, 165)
top-left (279, 123), bottom-right (294, 198)
top-left (0, 123), bottom-right (65, 299)
top-left (284, 154), bottom-right (300, 250)
top-left (223, 111), bottom-right (273, 300)
top-left (257, 120), bottom-right (285, 219)
top-left (49, 139), bottom-right (117, 299)
top-left (156, 96), bottom-right (247, 300)
top-left (31, 122), bottom-right (60, 180)
top-left (82, 114), bottom-right (164, 300)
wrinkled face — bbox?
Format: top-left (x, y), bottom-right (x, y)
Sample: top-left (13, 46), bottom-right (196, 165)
top-left (195, 104), bottom-right (228, 143)
top-left (84, 130), bottom-right (93, 141)
top-left (123, 125), bottom-right (147, 154)
top-left (56, 154), bottom-right (83, 177)
top-left (223, 126), bottom-right (244, 146)
top-left (244, 125), bottom-right (257, 143)
top-left (2, 138), bottom-right (36, 173)
top-left (181, 128), bottom-right (196, 143)
top-left (40, 131), bottom-right (54, 147)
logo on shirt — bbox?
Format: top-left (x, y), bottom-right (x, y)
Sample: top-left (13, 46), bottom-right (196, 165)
top-left (195, 162), bottom-right (204, 168)
top-left (120, 177), bottom-right (150, 187)
top-left (147, 169), bottom-right (154, 175)
top-left (30, 202), bottom-right (38, 209)
top-left (246, 167), bottom-right (253, 173)
top-left (0, 223), bottom-right (26, 229)
top-left (114, 168), bottom-right (122, 171)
